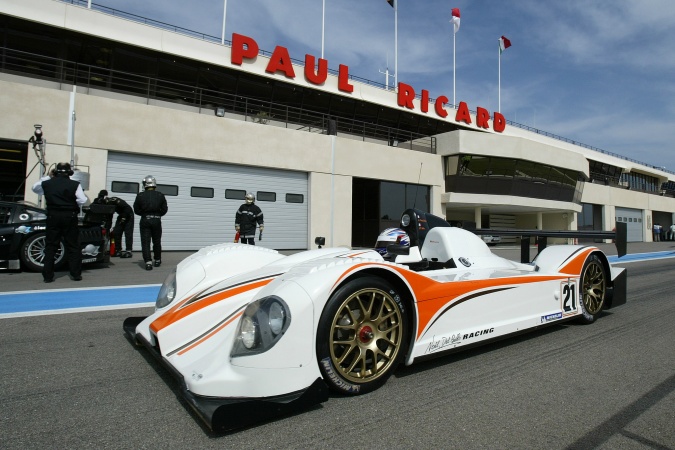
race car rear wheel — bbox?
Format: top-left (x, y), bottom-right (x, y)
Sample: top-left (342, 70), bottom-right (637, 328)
top-left (20, 233), bottom-right (66, 272)
top-left (317, 276), bottom-right (408, 395)
top-left (577, 254), bottom-right (607, 324)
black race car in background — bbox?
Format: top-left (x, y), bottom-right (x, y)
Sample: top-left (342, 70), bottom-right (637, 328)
top-left (0, 201), bottom-right (112, 272)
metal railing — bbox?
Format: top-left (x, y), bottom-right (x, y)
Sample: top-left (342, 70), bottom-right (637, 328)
top-left (0, 47), bottom-right (435, 152)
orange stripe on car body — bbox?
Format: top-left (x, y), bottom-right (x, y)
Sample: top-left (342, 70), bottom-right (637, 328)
top-left (346, 251), bottom-right (372, 258)
top-left (150, 278), bottom-right (273, 333)
top-left (558, 247), bottom-right (594, 275)
top-left (330, 262), bottom-right (577, 339)
top-left (394, 269), bottom-right (570, 339)
top-left (176, 310), bottom-right (245, 356)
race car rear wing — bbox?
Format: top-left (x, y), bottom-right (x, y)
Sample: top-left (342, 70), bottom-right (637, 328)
top-left (397, 208), bottom-right (627, 263)
top-left (472, 223), bottom-right (627, 263)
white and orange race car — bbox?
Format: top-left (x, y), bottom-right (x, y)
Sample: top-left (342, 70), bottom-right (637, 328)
top-left (124, 209), bottom-right (627, 433)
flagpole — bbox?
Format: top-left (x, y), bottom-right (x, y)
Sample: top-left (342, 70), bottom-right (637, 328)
top-left (498, 40), bottom-right (501, 112)
top-left (221, 0), bottom-right (228, 45)
top-left (450, 8), bottom-right (460, 108)
top-left (453, 29), bottom-right (456, 108)
top-left (321, 0), bottom-right (325, 59)
top-left (394, 0), bottom-right (398, 91)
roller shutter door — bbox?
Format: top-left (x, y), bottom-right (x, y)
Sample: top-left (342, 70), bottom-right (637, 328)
top-left (106, 153), bottom-right (308, 250)
top-left (488, 214), bottom-right (517, 245)
top-left (615, 207), bottom-right (643, 242)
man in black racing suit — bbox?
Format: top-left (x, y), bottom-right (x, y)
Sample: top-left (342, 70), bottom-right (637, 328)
top-left (84, 189), bottom-right (113, 232)
top-left (108, 196), bottom-right (134, 257)
top-left (133, 175), bottom-right (168, 270)
top-left (235, 192), bottom-right (264, 245)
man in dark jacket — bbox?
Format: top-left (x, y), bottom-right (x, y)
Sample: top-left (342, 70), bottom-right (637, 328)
top-left (84, 189), bottom-right (113, 232)
top-left (31, 162), bottom-right (88, 282)
top-left (235, 193), bottom-right (264, 245)
top-left (133, 175), bottom-right (168, 270)
top-left (108, 196), bottom-right (134, 258)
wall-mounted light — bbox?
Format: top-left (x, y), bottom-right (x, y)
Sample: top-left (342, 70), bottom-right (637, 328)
top-left (32, 124), bottom-right (44, 145)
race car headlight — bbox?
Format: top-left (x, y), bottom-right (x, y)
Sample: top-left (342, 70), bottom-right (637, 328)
top-left (231, 296), bottom-right (291, 358)
top-left (268, 300), bottom-right (285, 335)
top-left (155, 269), bottom-right (177, 309)
top-left (240, 315), bottom-right (257, 349)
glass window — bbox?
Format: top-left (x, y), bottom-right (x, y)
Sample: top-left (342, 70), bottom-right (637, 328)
top-left (578, 204), bottom-right (594, 229)
top-left (271, 81), bottom-right (304, 109)
top-left (111, 181), bottom-right (139, 194)
top-left (157, 184), bottom-right (178, 196)
top-left (462, 155), bottom-right (488, 176)
top-left (191, 187), bottom-right (214, 198)
top-left (225, 189), bottom-right (246, 200)
top-left (380, 182), bottom-right (405, 220)
top-left (489, 158), bottom-right (516, 177)
top-left (405, 184), bottom-right (429, 211)
top-left (257, 191), bottom-right (276, 202)
top-left (286, 193), bottom-right (304, 203)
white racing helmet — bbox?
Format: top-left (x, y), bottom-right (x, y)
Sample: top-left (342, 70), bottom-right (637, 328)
top-left (374, 228), bottom-right (410, 256)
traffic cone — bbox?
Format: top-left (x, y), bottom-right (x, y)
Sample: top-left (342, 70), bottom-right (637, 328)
top-left (110, 237), bottom-right (116, 256)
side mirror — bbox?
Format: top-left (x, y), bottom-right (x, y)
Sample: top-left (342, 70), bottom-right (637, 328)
top-left (315, 236), bottom-right (326, 248)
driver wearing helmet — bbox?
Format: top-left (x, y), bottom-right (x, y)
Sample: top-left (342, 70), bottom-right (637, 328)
top-left (235, 193), bottom-right (264, 245)
top-left (374, 228), bottom-right (410, 259)
top-left (133, 175), bottom-right (168, 270)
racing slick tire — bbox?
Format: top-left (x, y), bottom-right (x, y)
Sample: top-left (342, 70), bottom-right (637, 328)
top-left (317, 276), bottom-right (409, 395)
top-left (577, 254), bottom-right (607, 324)
top-left (20, 233), bottom-right (66, 272)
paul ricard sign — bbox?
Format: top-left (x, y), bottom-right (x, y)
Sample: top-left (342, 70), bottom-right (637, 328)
top-left (230, 33), bottom-right (506, 133)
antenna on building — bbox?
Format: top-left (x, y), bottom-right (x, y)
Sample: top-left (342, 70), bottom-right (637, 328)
top-left (379, 53), bottom-right (393, 91)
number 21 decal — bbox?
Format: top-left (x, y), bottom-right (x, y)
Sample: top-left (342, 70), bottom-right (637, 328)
top-left (561, 280), bottom-right (578, 315)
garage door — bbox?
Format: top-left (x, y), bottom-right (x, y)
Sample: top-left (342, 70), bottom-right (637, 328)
top-left (106, 153), bottom-right (308, 250)
top-left (615, 207), bottom-right (643, 242)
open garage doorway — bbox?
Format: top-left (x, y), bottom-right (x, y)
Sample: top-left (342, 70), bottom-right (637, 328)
top-left (351, 178), bottom-right (429, 248)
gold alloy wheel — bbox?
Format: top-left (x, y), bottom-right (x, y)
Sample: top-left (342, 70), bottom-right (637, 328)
top-left (582, 259), bottom-right (606, 315)
top-left (329, 287), bottom-right (404, 384)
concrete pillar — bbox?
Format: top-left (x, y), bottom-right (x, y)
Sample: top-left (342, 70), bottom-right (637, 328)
top-left (474, 207), bottom-right (482, 228)
top-left (602, 205), bottom-right (613, 243)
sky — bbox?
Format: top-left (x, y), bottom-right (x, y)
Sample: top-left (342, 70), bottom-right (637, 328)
top-left (92, 0), bottom-right (675, 172)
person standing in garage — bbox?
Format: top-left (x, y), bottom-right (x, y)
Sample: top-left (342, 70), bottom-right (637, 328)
top-left (133, 175), bottom-right (168, 271)
top-left (31, 162), bottom-right (88, 282)
top-left (235, 193), bottom-right (264, 245)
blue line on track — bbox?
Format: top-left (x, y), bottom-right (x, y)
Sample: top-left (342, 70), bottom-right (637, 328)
top-left (0, 285), bottom-right (160, 315)
top-left (607, 250), bottom-right (675, 263)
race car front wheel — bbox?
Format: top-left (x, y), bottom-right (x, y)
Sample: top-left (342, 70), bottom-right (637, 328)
top-left (20, 233), bottom-right (66, 272)
top-left (577, 254), bottom-right (607, 324)
top-left (317, 276), bottom-right (408, 395)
